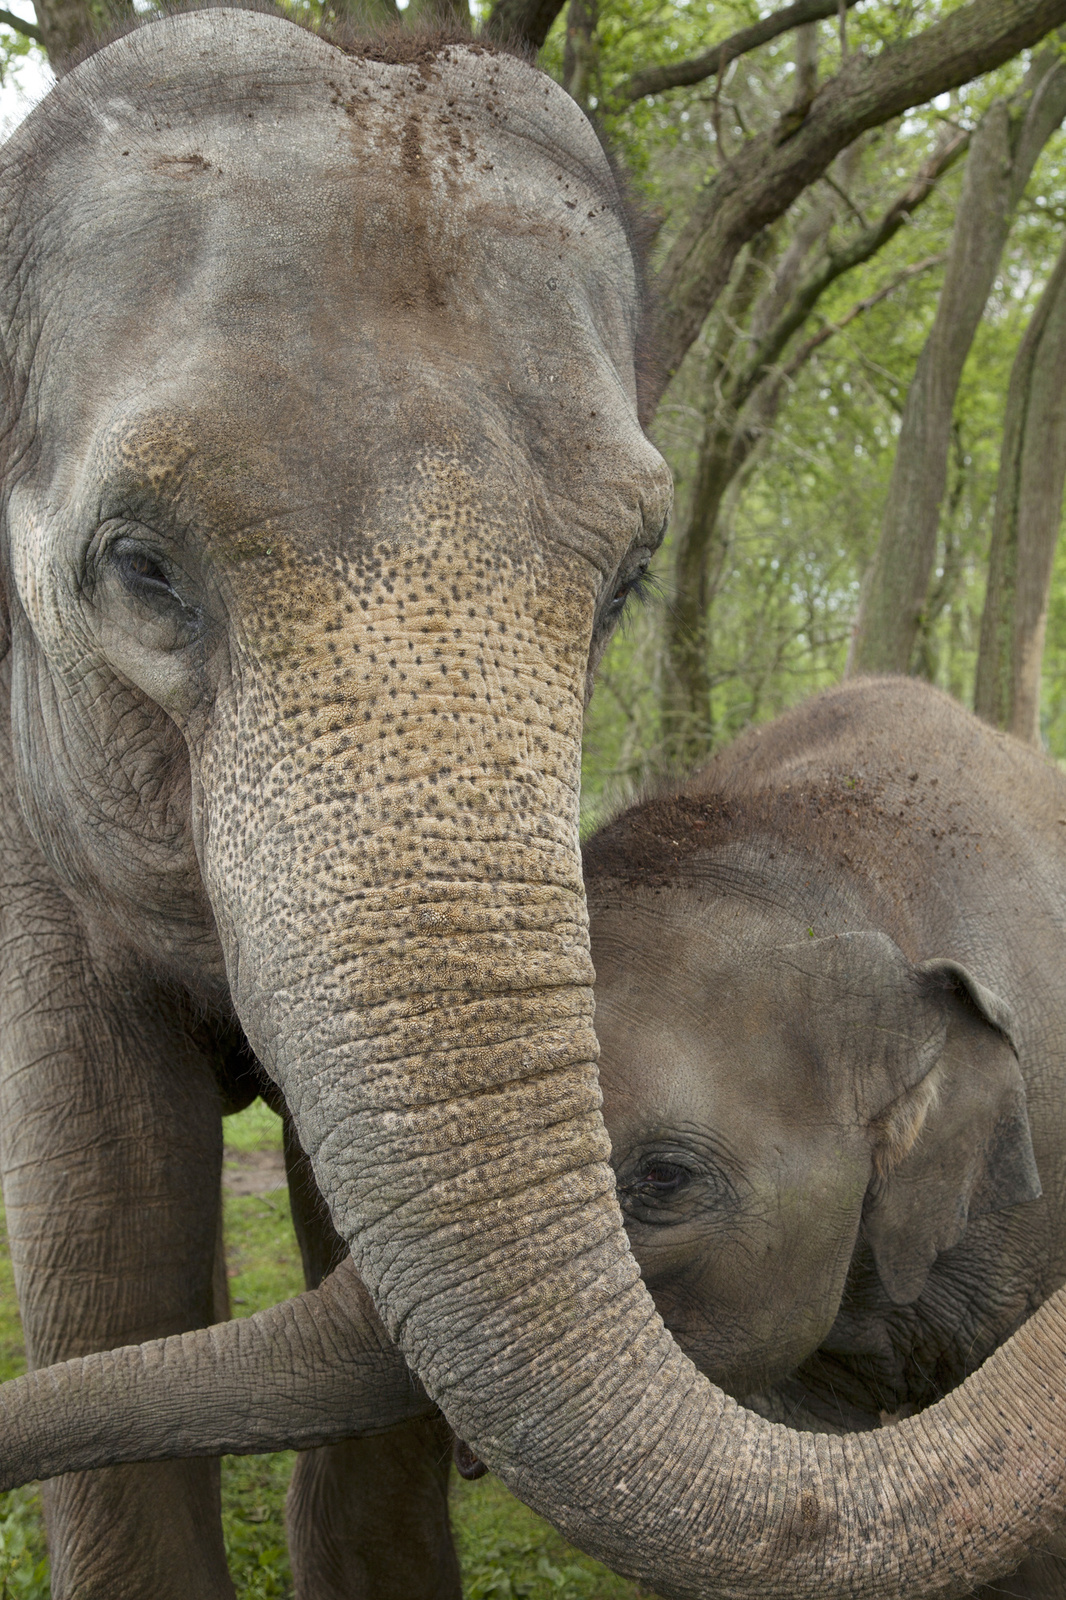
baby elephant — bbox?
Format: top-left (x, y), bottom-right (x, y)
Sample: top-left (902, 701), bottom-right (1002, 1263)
top-left (587, 676), bottom-right (1066, 1598)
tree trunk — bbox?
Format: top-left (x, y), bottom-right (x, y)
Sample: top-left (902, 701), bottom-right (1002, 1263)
top-left (659, 228), bottom-right (784, 769)
top-left (660, 418), bottom-right (742, 768)
top-left (32, 0), bottom-right (133, 71)
top-left (482, 0), bottom-right (566, 51)
top-left (794, 21), bottom-right (818, 105)
top-left (659, 130), bottom-right (958, 768)
top-left (329, 0), bottom-right (400, 26)
top-left (974, 233), bottom-right (1066, 742)
top-left (404, 0), bottom-right (468, 28)
top-left (846, 45), bottom-right (1066, 676)
top-left (562, 0), bottom-right (597, 111)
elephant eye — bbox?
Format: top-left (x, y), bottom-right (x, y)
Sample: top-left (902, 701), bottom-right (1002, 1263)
top-left (604, 553), bottom-right (655, 623)
top-left (637, 1160), bottom-right (690, 1196)
top-left (111, 539), bottom-right (185, 608)
top-left (617, 1153), bottom-right (695, 1225)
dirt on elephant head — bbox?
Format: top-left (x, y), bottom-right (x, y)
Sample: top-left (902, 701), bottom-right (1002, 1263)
top-left (582, 778), bottom-right (888, 892)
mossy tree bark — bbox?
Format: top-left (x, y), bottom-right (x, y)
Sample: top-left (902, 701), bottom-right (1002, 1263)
top-left (974, 233), bottom-right (1066, 743)
top-left (846, 45), bottom-right (1066, 677)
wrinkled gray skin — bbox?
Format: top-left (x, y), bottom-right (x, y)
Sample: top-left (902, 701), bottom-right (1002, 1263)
top-left (0, 14), bottom-right (669, 1594)
top-left (6, 11), bottom-right (1066, 1600)
top-left (588, 677), bottom-right (1066, 1598)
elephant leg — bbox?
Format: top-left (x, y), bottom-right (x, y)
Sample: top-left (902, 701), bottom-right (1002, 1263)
top-left (282, 1110), bottom-right (462, 1600)
top-left (286, 1416), bottom-right (460, 1600)
top-left (0, 886), bottom-right (235, 1600)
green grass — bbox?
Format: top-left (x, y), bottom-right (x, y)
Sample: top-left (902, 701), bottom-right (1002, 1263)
top-left (0, 1102), bottom-right (650, 1599)
top-left (0, 1183), bottom-right (49, 1598)
top-left (222, 1100), bottom-right (286, 1154)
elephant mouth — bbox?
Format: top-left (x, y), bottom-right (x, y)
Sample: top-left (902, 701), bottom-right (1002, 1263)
top-left (452, 1436), bottom-right (488, 1480)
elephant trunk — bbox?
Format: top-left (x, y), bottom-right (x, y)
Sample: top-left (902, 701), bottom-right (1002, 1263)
top-left (0, 1259), bottom-right (431, 1488)
top-left (2, 1245), bottom-right (1066, 1597)
top-left (199, 649), bottom-right (1066, 1596)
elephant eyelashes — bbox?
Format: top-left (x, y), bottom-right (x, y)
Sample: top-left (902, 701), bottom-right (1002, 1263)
top-left (111, 541), bottom-right (185, 610)
top-left (604, 556), bottom-right (656, 623)
top-left (640, 1162), bottom-right (689, 1193)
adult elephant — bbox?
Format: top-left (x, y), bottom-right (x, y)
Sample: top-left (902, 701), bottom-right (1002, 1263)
top-left (2, 10), bottom-right (1066, 1599)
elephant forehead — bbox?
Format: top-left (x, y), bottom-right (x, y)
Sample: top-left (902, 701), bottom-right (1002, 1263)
top-left (590, 894), bottom-right (844, 1101)
top-left (11, 19), bottom-right (639, 383)
top-left (11, 27), bottom-right (666, 571)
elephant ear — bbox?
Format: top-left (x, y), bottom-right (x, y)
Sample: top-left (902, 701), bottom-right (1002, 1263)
top-left (862, 958), bottom-right (1041, 1307)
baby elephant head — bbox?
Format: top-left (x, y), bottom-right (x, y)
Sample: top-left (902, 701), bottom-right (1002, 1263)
top-left (590, 889), bottom-right (1040, 1398)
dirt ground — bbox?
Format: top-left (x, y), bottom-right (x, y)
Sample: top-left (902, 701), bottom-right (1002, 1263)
top-left (222, 1148), bottom-right (287, 1197)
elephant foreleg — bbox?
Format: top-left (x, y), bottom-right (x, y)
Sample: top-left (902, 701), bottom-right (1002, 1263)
top-left (282, 1110), bottom-right (462, 1600)
top-left (0, 878), bottom-right (235, 1600)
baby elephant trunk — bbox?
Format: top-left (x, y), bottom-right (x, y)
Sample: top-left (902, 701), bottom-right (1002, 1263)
top-left (0, 1260), bottom-right (430, 1488)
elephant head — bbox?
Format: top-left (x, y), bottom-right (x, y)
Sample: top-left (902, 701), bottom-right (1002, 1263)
top-left (3, 14), bottom-right (1066, 1597)
top-left (590, 892), bottom-right (1040, 1406)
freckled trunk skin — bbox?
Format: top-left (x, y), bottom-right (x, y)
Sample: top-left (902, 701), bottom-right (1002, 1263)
top-left (187, 576), bottom-right (1066, 1598)
top-left (5, 13), bottom-right (1066, 1590)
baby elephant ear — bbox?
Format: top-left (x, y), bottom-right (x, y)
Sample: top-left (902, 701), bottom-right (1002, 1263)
top-left (863, 959), bottom-right (1041, 1307)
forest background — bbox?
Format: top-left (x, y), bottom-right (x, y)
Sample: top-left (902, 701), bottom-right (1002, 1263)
top-left (1, 0), bottom-right (1066, 1594)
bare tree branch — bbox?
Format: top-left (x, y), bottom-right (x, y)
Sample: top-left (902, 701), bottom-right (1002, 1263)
top-left (820, 170), bottom-right (868, 229)
top-left (779, 253), bottom-right (947, 378)
top-left (0, 8), bottom-right (42, 42)
top-left (613, 0), bottom-right (862, 106)
top-left (649, 0), bottom-right (1066, 414)
top-left (728, 127), bottom-right (969, 415)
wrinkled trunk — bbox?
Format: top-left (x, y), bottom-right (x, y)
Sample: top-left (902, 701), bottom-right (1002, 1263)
top-left (6, 1019), bottom-right (1066, 1599)
top-left (0, 1260), bottom-right (430, 1486)
top-left (974, 230), bottom-right (1066, 743)
top-left (1, 633), bottom-right (1065, 1589)
top-left (3, 1253), bottom-right (1066, 1600)
top-left (847, 44), bottom-right (1066, 676)
top-left (176, 587), bottom-right (1066, 1596)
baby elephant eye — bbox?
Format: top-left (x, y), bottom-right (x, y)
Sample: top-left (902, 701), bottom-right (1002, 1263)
top-left (637, 1160), bottom-right (690, 1196)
